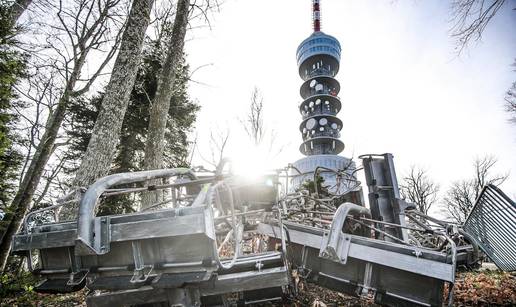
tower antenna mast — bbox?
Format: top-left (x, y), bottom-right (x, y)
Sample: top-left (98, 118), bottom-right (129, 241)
top-left (313, 0), bottom-right (321, 32)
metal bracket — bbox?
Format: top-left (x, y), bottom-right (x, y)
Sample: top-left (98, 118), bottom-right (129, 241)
top-left (67, 270), bottom-right (89, 286)
top-left (130, 241), bottom-right (153, 284)
top-left (299, 245), bottom-right (312, 279)
top-left (97, 216), bottom-right (111, 254)
top-left (255, 260), bottom-right (264, 272)
top-left (75, 216), bottom-right (111, 256)
top-left (361, 262), bottom-right (373, 297)
top-left (26, 249), bottom-right (36, 272)
top-left (320, 231), bottom-right (352, 264)
top-left (67, 246), bottom-right (88, 286)
top-left (130, 265), bottom-right (154, 284)
top-left (319, 202), bottom-right (370, 264)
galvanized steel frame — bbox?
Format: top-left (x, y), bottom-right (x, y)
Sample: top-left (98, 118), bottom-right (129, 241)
top-left (463, 184), bottom-right (516, 271)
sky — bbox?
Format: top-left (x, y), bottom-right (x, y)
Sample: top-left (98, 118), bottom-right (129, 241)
top-left (184, 0), bottom-right (516, 204)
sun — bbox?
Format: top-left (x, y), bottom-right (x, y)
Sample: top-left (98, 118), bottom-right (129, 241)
top-left (228, 143), bottom-right (277, 180)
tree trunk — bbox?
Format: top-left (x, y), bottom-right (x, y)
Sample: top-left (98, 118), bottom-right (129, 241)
top-left (0, 0), bottom-right (123, 273)
top-left (0, 78), bottom-right (76, 272)
top-left (141, 0), bottom-right (190, 210)
top-left (71, 0), bottom-right (154, 189)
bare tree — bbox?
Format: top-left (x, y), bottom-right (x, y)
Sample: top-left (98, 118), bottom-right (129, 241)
top-left (239, 87), bottom-right (285, 159)
top-left (0, 0), bottom-right (124, 272)
top-left (505, 60), bottom-right (516, 125)
top-left (450, 2), bottom-right (515, 128)
top-left (72, 0), bottom-right (155, 191)
top-left (10, 67), bottom-right (76, 210)
top-left (472, 156), bottom-right (508, 196)
top-left (141, 0), bottom-right (190, 209)
top-left (400, 166), bottom-right (440, 215)
top-left (507, 82), bottom-right (516, 124)
top-left (12, 71), bottom-right (57, 184)
top-left (32, 152), bottom-right (67, 208)
top-left (242, 87), bottom-right (265, 146)
top-left (443, 155), bottom-right (509, 223)
top-left (444, 180), bottom-right (476, 223)
top-left (449, 0), bottom-right (509, 54)
top-left (200, 127), bottom-right (230, 169)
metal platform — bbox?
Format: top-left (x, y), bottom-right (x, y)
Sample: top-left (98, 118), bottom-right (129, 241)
top-left (11, 154), bottom-right (509, 306)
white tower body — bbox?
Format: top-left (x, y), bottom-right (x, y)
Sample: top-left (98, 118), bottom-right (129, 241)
top-left (290, 0), bottom-right (357, 194)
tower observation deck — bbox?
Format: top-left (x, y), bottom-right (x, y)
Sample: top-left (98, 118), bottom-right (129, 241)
top-left (290, 0), bottom-right (356, 194)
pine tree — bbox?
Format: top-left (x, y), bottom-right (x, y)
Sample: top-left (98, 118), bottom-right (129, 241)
top-left (0, 3), bottom-right (25, 241)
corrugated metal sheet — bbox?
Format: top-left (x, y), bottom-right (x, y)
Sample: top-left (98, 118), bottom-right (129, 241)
top-left (463, 185), bottom-right (516, 271)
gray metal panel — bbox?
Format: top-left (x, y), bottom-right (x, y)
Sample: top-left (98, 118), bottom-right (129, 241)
top-left (13, 207), bottom-right (210, 251)
top-left (258, 221), bottom-right (449, 306)
top-left (86, 267), bottom-right (289, 307)
top-left (257, 222), bottom-right (454, 282)
top-left (463, 185), bottom-right (516, 271)
top-left (12, 229), bottom-right (77, 251)
top-left (199, 267), bottom-right (289, 296)
top-left (86, 287), bottom-right (200, 307)
top-left (347, 243), bottom-right (454, 282)
top-left (361, 154), bottom-right (408, 242)
top-left (110, 215), bottom-right (206, 242)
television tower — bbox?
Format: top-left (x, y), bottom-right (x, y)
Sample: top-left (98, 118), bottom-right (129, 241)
top-left (290, 0), bottom-right (356, 193)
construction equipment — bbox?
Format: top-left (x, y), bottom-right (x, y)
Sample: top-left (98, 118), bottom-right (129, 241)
top-left (12, 153), bottom-right (513, 306)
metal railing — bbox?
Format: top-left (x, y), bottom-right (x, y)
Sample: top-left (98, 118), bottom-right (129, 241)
top-left (463, 184), bottom-right (516, 271)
